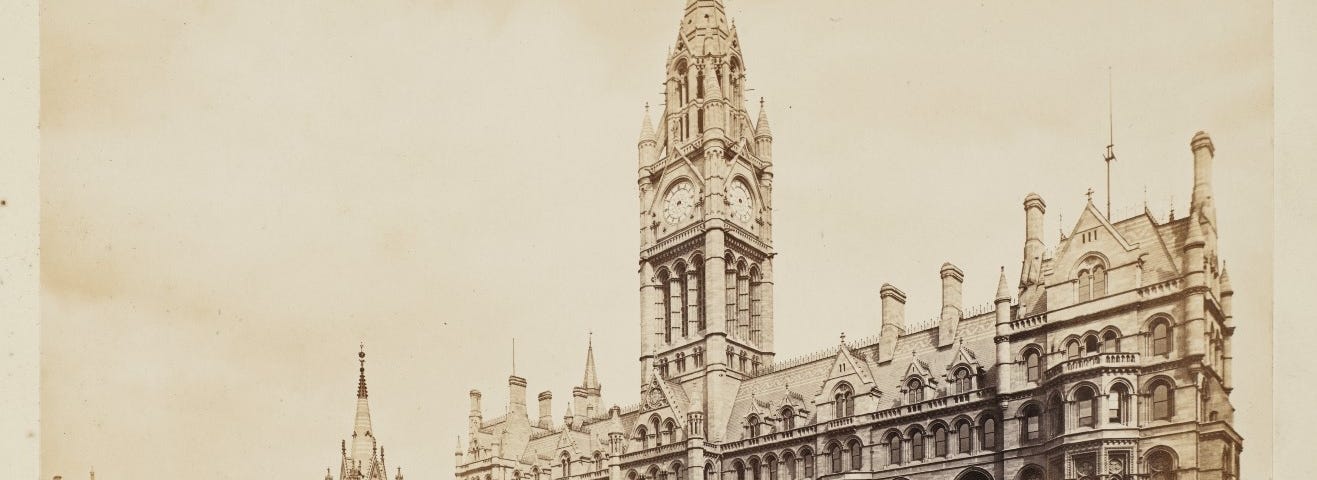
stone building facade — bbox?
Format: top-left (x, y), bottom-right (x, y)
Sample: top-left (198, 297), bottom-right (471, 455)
top-left (453, 2), bottom-right (1242, 480)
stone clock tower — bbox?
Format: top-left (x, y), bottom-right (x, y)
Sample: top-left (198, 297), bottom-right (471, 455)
top-left (635, 0), bottom-right (775, 442)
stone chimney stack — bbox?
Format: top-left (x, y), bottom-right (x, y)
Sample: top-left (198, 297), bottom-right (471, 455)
top-left (878, 283), bottom-right (907, 363)
top-left (468, 389), bottom-right (482, 435)
top-left (938, 263), bottom-right (964, 347)
top-left (1020, 193), bottom-right (1046, 291)
top-left (1190, 131), bottom-right (1217, 226)
top-left (508, 375), bottom-right (527, 416)
top-left (537, 391), bottom-right (554, 428)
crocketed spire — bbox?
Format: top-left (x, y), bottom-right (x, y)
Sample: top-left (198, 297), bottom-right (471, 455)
top-left (755, 98), bottom-right (772, 138)
top-left (996, 266), bottom-right (1012, 302)
top-left (639, 104), bottom-right (656, 144)
top-left (582, 333), bottom-right (600, 390)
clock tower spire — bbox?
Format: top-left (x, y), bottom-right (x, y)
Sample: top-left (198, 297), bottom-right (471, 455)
top-left (635, 0), bottom-right (774, 443)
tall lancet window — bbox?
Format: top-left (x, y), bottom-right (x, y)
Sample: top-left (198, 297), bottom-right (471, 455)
top-left (678, 265), bottom-right (690, 338)
top-left (749, 267), bottom-right (763, 345)
top-left (725, 259), bottom-right (738, 334)
top-left (661, 270), bottom-right (673, 344)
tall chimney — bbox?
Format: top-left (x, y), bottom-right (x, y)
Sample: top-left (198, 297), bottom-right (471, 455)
top-left (1190, 131), bottom-right (1216, 226)
top-left (468, 389), bottom-right (482, 435)
top-left (537, 391), bottom-right (554, 428)
top-left (878, 283), bottom-right (907, 363)
top-left (938, 263), bottom-right (964, 347)
top-left (508, 376), bottom-right (527, 416)
top-left (1020, 193), bottom-right (1046, 290)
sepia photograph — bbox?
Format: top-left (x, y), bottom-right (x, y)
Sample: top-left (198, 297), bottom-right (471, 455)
top-left (8, 0), bottom-right (1287, 479)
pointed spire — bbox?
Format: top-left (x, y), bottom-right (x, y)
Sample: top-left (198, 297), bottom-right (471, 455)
top-left (755, 97), bottom-right (772, 137)
top-left (357, 343), bottom-right (369, 399)
top-left (325, 467), bottom-right (333, 480)
top-left (704, 65), bottom-right (723, 101)
top-left (455, 435), bottom-right (463, 454)
top-left (582, 333), bottom-right (600, 390)
top-left (639, 103), bottom-right (656, 144)
top-left (996, 266), bottom-right (1012, 302)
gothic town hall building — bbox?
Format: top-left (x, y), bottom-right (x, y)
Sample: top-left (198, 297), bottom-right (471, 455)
top-left (453, 2), bottom-right (1242, 480)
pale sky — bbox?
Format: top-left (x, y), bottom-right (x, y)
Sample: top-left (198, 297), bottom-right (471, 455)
top-left (40, 1), bottom-right (1272, 479)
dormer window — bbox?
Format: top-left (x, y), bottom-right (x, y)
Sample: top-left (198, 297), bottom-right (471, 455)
top-left (906, 378), bottom-right (924, 404)
top-left (833, 383), bottom-right (855, 418)
top-left (780, 407), bottom-right (796, 430)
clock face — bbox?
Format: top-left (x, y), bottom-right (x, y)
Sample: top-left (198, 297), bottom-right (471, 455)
top-left (727, 181), bottom-right (753, 223)
top-left (663, 182), bottom-right (697, 224)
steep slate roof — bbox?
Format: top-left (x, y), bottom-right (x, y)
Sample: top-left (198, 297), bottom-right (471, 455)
top-left (719, 314), bottom-right (998, 440)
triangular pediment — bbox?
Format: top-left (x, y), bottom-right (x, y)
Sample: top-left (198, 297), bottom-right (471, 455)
top-left (946, 340), bottom-right (982, 372)
top-left (826, 343), bottom-right (875, 385)
top-left (1066, 202), bottom-right (1137, 252)
top-left (902, 352), bottom-right (933, 382)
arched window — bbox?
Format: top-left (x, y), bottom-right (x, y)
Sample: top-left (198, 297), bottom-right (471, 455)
top-left (637, 426), bottom-right (649, 449)
top-left (749, 457), bottom-right (761, 480)
top-left (747, 414), bottom-right (761, 437)
top-left (661, 270), bottom-right (673, 343)
top-left (957, 422), bottom-right (972, 453)
top-left (933, 426), bottom-right (948, 457)
top-left (801, 449), bottom-right (814, 478)
top-left (910, 431), bottom-right (925, 461)
top-left (1147, 450), bottom-right (1176, 480)
top-left (1075, 387), bottom-right (1097, 427)
top-left (561, 454), bottom-right (571, 478)
top-left (1024, 349), bottom-right (1041, 382)
top-left (782, 452), bottom-right (795, 480)
top-left (954, 368), bottom-right (973, 393)
top-left (981, 417), bottom-right (996, 450)
top-left (1084, 335), bottom-right (1100, 355)
top-left (1019, 466), bottom-right (1044, 480)
top-left (651, 417), bottom-right (662, 446)
top-left (1152, 381), bottom-right (1174, 420)
top-left (1152, 320), bottom-right (1172, 356)
top-left (673, 463), bottom-right (685, 480)
top-left (1021, 405), bottom-right (1041, 441)
top-left (1049, 396), bottom-right (1065, 435)
top-left (1108, 383), bottom-right (1130, 424)
top-left (704, 464), bottom-right (716, 480)
top-left (1066, 340), bottom-right (1081, 360)
top-left (734, 462), bottom-right (745, 480)
top-left (781, 407), bottom-right (796, 430)
top-left (1078, 268), bottom-right (1092, 302)
top-left (663, 419), bottom-right (678, 444)
top-left (907, 378), bottom-right (924, 404)
top-left (886, 433), bottom-right (902, 465)
top-left (767, 457), bottom-right (778, 480)
top-left (834, 384), bottom-right (854, 418)
top-left (847, 440), bottom-right (862, 471)
top-left (1092, 265), bottom-right (1106, 298)
top-left (1103, 330), bottom-right (1120, 353)
top-left (828, 443), bottom-right (842, 473)
top-left (696, 71), bottom-right (705, 99)
top-left (595, 452), bottom-right (604, 472)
